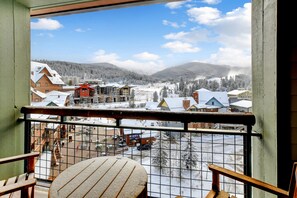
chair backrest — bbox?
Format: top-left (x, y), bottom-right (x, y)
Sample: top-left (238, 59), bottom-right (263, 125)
top-left (289, 162), bottom-right (297, 198)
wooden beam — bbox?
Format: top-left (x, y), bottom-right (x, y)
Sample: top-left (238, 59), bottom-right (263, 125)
top-left (30, 0), bottom-right (175, 17)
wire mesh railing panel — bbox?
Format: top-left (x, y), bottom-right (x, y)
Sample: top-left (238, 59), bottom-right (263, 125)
top-left (21, 107), bottom-right (257, 198)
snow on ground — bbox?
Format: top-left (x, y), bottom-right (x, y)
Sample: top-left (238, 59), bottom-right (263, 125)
top-left (35, 151), bottom-right (52, 180)
top-left (121, 134), bottom-right (244, 198)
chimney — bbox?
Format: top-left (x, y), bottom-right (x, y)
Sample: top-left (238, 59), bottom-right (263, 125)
top-left (183, 98), bottom-right (190, 110)
top-left (193, 91), bottom-right (199, 104)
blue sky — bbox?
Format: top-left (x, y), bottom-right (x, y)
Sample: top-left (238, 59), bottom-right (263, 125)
top-left (31, 0), bottom-right (251, 75)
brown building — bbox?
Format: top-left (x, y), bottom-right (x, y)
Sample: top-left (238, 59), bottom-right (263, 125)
top-left (31, 61), bottom-right (65, 93)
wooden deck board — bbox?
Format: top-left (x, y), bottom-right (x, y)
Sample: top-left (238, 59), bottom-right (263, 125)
top-left (84, 158), bottom-right (129, 198)
top-left (49, 158), bottom-right (98, 197)
top-left (117, 164), bottom-right (148, 198)
top-left (101, 159), bottom-right (136, 198)
top-left (1, 176), bottom-right (17, 198)
top-left (11, 173), bottom-right (26, 198)
top-left (60, 157), bottom-right (116, 197)
top-left (49, 156), bottom-right (148, 198)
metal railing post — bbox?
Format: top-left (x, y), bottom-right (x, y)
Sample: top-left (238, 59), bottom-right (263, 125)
top-left (244, 124), bottom-right (252, 198)
top-left (24, 113), bottom-right (31, 172)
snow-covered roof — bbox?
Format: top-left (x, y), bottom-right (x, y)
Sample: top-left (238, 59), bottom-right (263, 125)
top-left (195, 88), bottom-right (210, 92)
top-left (31, 88), bottom-right (47, 99)
top-left (228, 89), bottom-right (249, 96)
top-left (230, 100), bottom-right (252, 108)
top-left (160, 97), bottom-right (197, 112)
top-left (31, 101), bottom-right (55, 107)
top-left (145, 102), bottom-right (160, 110)
top-left (192, 104), bottom-right (220, 109)
top-left (43, 91), bottom-right (70, 107)
top-left (62, 86), bottom-right (77, 90)
top-left (198, 91), bottom-right (229, 107)
top-left (31, 61), bottom-right (65, 85)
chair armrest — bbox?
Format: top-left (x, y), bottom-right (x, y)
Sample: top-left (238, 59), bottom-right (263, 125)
top-left (208, 164), bottom-right (289, 197)
top-left (0, 152), bottom-right (39, 165)
top-left (0, 178), bottom-right (36, 196)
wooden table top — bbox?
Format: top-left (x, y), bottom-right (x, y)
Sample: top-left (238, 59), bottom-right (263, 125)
top-left (49, 156), bottom-right (148, 198)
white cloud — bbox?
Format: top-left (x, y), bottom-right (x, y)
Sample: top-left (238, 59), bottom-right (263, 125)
top-left (162, 20), bottom-right (186, 28)
top-left (75, 28), bottom-right (91, 33)
top-left (92, 50), bottom-right (119, 62)
top-left (187, 7), bottom-right (221, 25)
top-left (75, 28), bottom-right (84, 32)
top-left (165, 1), bottom-right (187, 9)
top-left (187, 3), bottom-right (251, 67)
top-left (164, 29), bottom-right (209, 43)
top-left (205, 47), bottom-right (251, 67)
top-left (37, 33), bottom-right (54, 38)
top-left (31, 18), bottom-right (63, 30)
top-left (162, 41), bottom-right (200, 53)
top-left (134, 52), bottom-right (160, 61)
top-left (91, 50), bottom-right (165, 75)
top-left (201, 0), bottom-right (221, 5)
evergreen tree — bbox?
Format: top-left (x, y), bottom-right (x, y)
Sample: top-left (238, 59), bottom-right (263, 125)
top-left (153, 91), bottom-right (159, 102)
top-left (179, 77), bottom-right (185, 92)
top-left (181, 134), bottom-right (198, 170)
top-left (129, 89), bottom-right (135, 108)
top-left (162, 86), bottom-right (168, 99)
top-left (152, 132), bottom-right (169, 172)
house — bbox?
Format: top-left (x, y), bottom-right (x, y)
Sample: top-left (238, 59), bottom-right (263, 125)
top-left (1, 0), bottom-right (296, 196)
top-left (74, 83), bottom-right (96, 103)
top-left (31, 88), bottom-right (47, 102)
top-left (187, 104), bottom-right (220, 112)
top-left (43, 91), bottom-right (71, 107)
top-left (97, 83), bottom-right (132, 103)
top-left (158, 97), bottom-right (197, 112)
top-left (192, 88), bottom-right (229, 112)
top-left (230, 100), bottom-right (252, 112)
top-left (228, 89), bottom-right (252, 103)
top-left (31, 61), bottom-right (65, 93)
top-left (31, 90), bottom-right (71, 107)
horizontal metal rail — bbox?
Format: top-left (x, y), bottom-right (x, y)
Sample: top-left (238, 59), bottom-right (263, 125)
top-left (21, 106), bottom-right (256, 125)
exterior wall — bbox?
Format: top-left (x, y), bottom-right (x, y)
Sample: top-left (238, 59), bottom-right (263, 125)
top-left (31, 76), bottom-right (62, 93)
top-left (0, 0), bottom-right (30, 179)
top-left (206, 98), bottom-right (223, 107)
top-left (252, 0), bottom-right (278, 196)
top-left (31, 92), bottom-right (43, 102)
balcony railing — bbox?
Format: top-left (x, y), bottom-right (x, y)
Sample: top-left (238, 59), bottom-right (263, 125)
top-left (20, 106), bottom-right (259, 198)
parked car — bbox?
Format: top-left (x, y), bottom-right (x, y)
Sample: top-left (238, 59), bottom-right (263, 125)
top-left (118, 142), bottom-right (127, 147)
top-left (137, 144), bottom-right (151, 150)
top-left (112, 135), bottom-right (119, 140)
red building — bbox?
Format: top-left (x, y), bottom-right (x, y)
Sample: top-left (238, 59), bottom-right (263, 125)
top-left (74, 83), bottom-right (95, 103)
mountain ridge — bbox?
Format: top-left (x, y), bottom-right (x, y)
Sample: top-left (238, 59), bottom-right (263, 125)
top-left (34, 60), bottom-right (250, 83)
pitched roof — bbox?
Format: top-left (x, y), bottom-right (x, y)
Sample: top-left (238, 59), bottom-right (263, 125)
top-left (43, 91), bottom-right (70, 107)
top-left (195, 88), bottom-right (210, 92)
top-left (192, 103), bottom-right (220, 110)
top-left (159, 97), bottom-right (197, 112)
top-left (31, 61), bottom-right (65, 85)
top-left (228, 89), bottom-right (249, 96)
top-left (230, 100), bottom-right (252, 108)
top-left (31, 87), bottom-right (47, 99)
top-left (197, 90), bottom-right (229, 107)
top-left (145, 102), bottom-right (160, 110)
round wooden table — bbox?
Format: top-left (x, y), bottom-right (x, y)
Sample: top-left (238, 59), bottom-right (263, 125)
top-left (49, 156), bottom-right (148, 198)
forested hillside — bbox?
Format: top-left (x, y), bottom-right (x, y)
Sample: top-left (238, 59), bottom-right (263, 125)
top-left (35, 60), bottom-right (157, 84)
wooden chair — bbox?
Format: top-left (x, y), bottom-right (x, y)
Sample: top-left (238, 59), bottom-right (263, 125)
top-left (0, 152), bottom-right (40, 198)
top-left (206, 162), bottom-right (297, 198)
